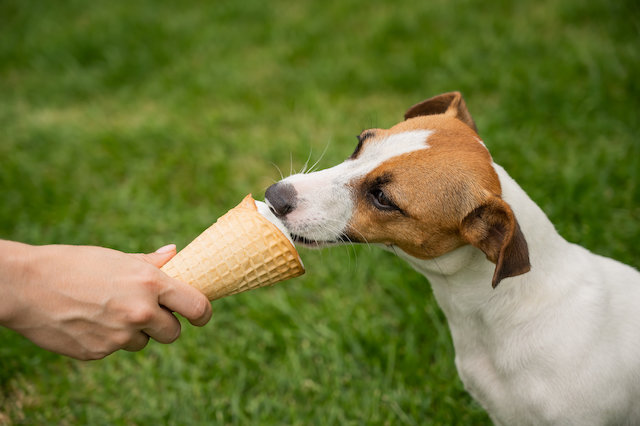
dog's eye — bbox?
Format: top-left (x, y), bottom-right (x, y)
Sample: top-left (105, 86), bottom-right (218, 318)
top-left (369, 188), bottom-right (397, 211)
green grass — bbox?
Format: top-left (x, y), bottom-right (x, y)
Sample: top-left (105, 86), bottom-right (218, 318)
top-left (1, 0), bottom-right (638, 423)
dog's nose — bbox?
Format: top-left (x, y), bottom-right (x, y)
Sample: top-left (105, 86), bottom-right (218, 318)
top-left (265, 182), bottom-right (297, 217)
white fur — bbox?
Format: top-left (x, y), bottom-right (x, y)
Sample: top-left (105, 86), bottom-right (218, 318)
top-left (276, 135), bottom-right (640, 425)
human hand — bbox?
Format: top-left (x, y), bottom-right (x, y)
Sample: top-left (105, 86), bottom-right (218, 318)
top-left (0, 241), bottom-right (212, 360)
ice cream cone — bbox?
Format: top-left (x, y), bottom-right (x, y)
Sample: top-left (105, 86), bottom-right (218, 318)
top-left (161, 194), bottom-right (304, 301)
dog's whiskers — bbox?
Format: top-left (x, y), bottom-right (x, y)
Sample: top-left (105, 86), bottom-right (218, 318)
top-left (305, 140), bottom-right (331, 174)
top-left (312, 219), bottom-right (376, 270)
top-left (289, 152), bottom-right (294, 177)
top-left (326, 219), bottom-right (371, 250)
top-left (270, 162), bottom-right (285, 181)
top-left (299, 147), bottom-right (314, 175)
top-left (317, 220), bottom-right (359, 269)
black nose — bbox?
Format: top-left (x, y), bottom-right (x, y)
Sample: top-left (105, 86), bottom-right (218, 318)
top-left (265, 182), bottom-right (298, 217)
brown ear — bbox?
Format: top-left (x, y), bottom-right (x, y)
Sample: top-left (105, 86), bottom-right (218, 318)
top-left (404, 91), bottom-right (478, 133)
top-left (460, 197), bottom-right (531, 287)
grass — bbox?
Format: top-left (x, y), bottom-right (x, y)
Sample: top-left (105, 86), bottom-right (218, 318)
top-left (1, 0), bottom-right (638, 423)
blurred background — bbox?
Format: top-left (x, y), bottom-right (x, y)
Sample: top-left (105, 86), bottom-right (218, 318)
top-left (1, 0), bottom-right (638, 423)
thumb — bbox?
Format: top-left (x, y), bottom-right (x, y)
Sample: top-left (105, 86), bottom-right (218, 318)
top-left (136, 244), bottom-right (177, 267)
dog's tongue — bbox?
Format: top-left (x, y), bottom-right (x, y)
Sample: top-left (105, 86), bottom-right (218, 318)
top-left (254, 200), bottom-right (295, 245)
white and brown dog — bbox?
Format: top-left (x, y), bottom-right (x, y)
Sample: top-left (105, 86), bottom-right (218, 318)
top-left (265, 92), bottom-right (640, 425)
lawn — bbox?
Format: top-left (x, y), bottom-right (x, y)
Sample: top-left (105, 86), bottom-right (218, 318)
top-left (1, 0), bottom-right (638, 424)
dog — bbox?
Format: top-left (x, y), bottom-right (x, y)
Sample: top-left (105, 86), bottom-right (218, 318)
top-left (264, 92), bottom-right (640, 425)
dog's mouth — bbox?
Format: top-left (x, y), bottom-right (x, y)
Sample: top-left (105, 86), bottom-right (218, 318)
top-left (291, 233), bottom-right (353, 248)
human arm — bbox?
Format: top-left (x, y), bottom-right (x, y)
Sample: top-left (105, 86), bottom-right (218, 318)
top-left (0, 240), bottom-right (212, 360)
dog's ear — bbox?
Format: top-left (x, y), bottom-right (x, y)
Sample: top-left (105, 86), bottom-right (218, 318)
top-left (404, 91), bottom-right (478, 133)
top-left (460, 197), bottom-right (531, 287)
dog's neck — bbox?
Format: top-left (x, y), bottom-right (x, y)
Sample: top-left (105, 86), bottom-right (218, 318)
top-left (395, 164), bottom-right (569, 325)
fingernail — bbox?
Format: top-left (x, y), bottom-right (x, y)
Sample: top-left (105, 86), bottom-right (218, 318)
top-left (155, 244), bottom-right (176, 254)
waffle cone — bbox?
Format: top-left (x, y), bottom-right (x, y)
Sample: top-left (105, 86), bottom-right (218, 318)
top-left (161, 194), bottom-right (304, 301)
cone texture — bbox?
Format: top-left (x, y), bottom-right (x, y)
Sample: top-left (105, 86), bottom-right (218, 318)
top-left (161, 194), bottom-right (304, 301)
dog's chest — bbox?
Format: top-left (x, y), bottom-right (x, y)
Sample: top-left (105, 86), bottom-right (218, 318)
top-left (450, 322), bottom-right (514, 411)
top-left (438, 294), bottom-right (570, 424)
top-left (452, 332), bottom-right (558, 425)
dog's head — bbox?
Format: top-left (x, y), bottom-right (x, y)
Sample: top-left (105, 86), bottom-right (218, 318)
top-left (265, 92), bottom-right (530, 287)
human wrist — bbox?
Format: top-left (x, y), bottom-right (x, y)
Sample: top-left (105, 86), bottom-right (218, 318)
top-left (0, 240), bottom-right (36, 326)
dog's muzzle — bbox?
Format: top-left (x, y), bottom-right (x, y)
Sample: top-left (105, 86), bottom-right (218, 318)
top-left (264, 181), bottom-right (355, 246)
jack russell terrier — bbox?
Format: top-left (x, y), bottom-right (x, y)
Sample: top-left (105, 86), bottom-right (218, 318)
top-left (264, 92), bottom-right (640, 425)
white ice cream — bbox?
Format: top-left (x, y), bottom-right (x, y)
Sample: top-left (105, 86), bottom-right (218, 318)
top-left (255, 200), bottom-right (295, 246)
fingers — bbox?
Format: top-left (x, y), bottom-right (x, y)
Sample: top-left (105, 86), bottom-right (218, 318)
top-left (156, 276), bottom-right (212, 327)
top-left (135, 244), bottom-right (177, 268)
top-left (122, 304), bottom-right (181, 346)
top-left (122, 331), bottom-right (151, 352)
top-left (142, 307), bottom-right (182, 344)
top-left (129, 245), bottom-right (212, 335)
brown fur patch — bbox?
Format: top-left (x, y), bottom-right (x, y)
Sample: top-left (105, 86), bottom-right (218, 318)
top-left (345, 115), bottom-right (502, 260)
